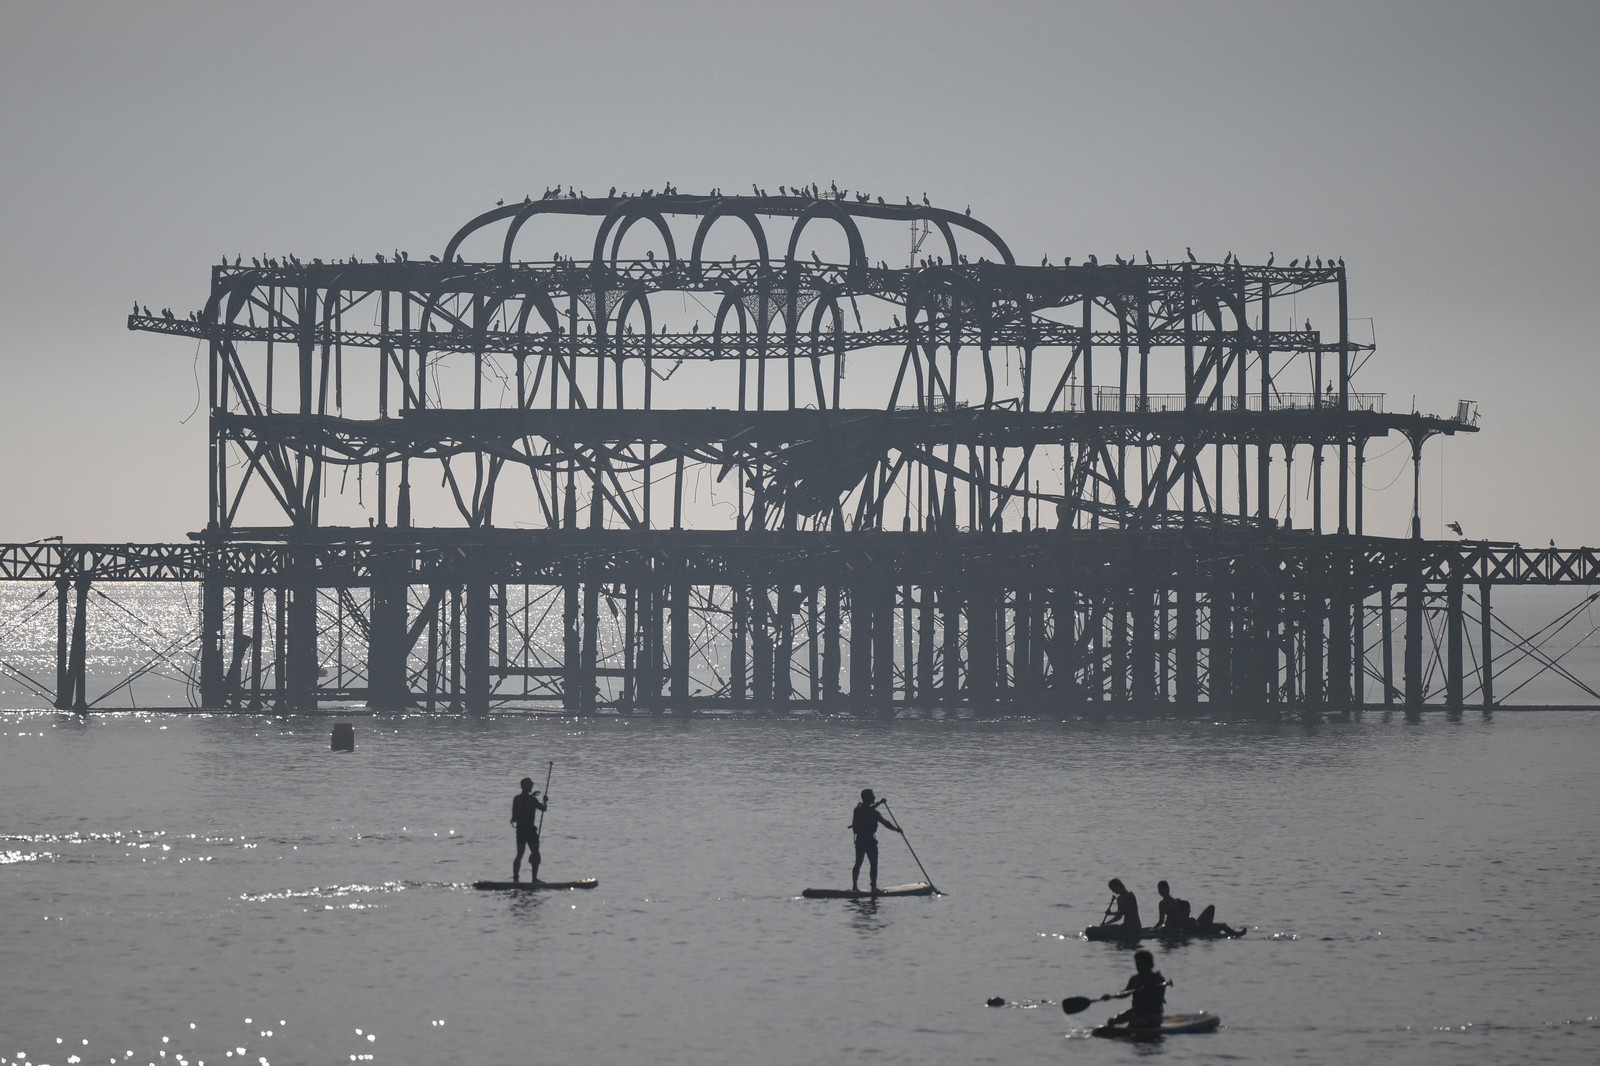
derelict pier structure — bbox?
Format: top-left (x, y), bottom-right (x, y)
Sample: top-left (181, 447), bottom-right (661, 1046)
top-left (7, 192), bottom-right (1597, 714)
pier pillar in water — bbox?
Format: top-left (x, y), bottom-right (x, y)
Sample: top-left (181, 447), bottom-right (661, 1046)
top-left (283, 552), bottom-right (319, 712)
top-left (464, 569), bottom-right (491, 716)
top-left (1479, 581), bottom-right (1494, 710)
top-left (54, 577), bottom-right (90, 712)
top-left (1403, 578), bottom-right (1424, 710)
top-left (199, 573), bottom-right (226, 709)
top-left (367, 556), bottom-right (410, 712)
top-left (331, 722), bottom-right (355, 751)
top-left (1445, 578), bottom-right (1464, 713)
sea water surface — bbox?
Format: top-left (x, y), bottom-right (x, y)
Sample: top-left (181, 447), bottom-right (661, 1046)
top-left (3, 708), bottom-right (1598, 1065)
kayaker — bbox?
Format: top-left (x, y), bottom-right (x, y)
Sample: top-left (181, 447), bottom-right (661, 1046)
top-left (510, 776), bottom-right (548, 883)
top-left (850, 788), bottom-right (903, 893)
top-left (1154, 880), bottom-right (1193, 931)
top-left (1156, 879), bottom-right (1245, 936)
top-left (1100, 949), bottom-right (1167, 1030)
top-left (1102, 878), bottom-right (1142, 929)
top-left (1191, 901), bottom-right (1245, 937)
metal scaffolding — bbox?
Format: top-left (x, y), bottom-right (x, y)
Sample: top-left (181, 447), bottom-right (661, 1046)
top-left (13, 191), bottom-right (1588, 715)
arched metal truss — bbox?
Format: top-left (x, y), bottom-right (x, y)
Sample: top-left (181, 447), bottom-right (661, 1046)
top-left (110, 192), bottom-right (1503, 716)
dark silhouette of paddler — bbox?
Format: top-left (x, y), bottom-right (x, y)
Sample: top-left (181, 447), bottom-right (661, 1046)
top-left (850, 788), bottom-right (903, 893)
top-left (1100, 949), bottom-right (1168, 1030)
top-left (511, 777), bottom-right (548, 882)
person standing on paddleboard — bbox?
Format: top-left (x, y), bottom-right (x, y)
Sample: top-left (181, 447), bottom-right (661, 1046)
top-left (511, 777), bottom-right (548, 883)
top-left (850, 788), bottom-right (902, 893)
top-left (1101, 949), bottom-right (1167, 1030)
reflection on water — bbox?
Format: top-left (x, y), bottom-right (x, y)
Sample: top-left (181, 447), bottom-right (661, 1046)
top-left (2, 709), bottom-right (1598, 1065)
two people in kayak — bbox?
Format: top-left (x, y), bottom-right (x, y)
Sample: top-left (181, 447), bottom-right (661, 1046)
top-left (1102, 877), bottom-right (1243, 936)
top-left (511, 776), bottom-right (548, 882)
top-left (850, 788), bottom-right (903, 893)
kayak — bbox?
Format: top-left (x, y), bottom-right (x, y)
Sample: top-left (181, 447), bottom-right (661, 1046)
top-left (1083, 924), bottom-right (1244, 943)
top-left (1092, 1011), bottom-right (1221, 1038)
top-left (801, 882), bottom-right (937, 899)
top-left (473, 878), bottom-right (598, 891)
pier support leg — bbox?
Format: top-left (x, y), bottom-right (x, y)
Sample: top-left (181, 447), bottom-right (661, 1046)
top-left (200, 574), bottom-right (225, 709)
top-left (368, 561), bottom-right (409, 712)
top-left (284, 563), bottom-right (319, 712)
top-left (1445, 579), bottom-right (1464, 713)
top-left (1404, 579), bottom-right (1424, 710)
top-left (1480, 582), bottom-right (1494, 711)
top-left (671, 580), bottom-right (690, 712)
top-left (465, 572), bottom-right (491, 716)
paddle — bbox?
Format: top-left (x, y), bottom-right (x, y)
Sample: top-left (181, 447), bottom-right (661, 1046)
top-left (537, 760), bottom-right (553, 832)
top-left (1061, 979), bottom-right (1172, 1015)
top-left (879, 799), bottom-right (936, 893)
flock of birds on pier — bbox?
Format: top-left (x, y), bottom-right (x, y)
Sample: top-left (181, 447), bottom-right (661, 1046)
top-left (129, 186), bottom-right (1344, 325)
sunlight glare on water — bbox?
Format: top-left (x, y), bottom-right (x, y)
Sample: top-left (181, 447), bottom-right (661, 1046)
top-left (2, 709), bottom-right (1598, 1064)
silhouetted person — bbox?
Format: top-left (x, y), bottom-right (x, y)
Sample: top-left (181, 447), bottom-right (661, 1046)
top-left (1154, 880), bottom-right (1192, 931)
top-left (510, 776), bottom-right (548, 882)
top-left (1102, 878), bottom-right (1141, 929)
top-left (1159, 879), bottom-right (1243, 935)
top-left (1100, 949), bottom-right (1167, 1030)
top-left (850, 788), bottom-right (902, 893)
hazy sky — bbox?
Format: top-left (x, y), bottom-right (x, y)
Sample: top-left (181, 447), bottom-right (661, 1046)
top-left (1, 0), bottom-right (1596, 546)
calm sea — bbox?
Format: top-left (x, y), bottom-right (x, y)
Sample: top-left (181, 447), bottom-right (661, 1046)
top-left (3, 582), bottom-right (1599, 1064)
top-left (3, 708), bottom-right (1598, 1066)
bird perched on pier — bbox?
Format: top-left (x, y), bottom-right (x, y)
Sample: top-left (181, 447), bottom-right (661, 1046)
top-left (1144, 251), bottom-right (1153, 265)
top-left (1186, 246), bottom-right (1197, 263)
top-left (1267, 253), bottom-right (1275, 266)
top-left (142, 305), bottom-right (151, 316)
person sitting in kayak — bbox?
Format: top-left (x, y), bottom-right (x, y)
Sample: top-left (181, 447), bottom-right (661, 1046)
top-left (1154, 880), bottom-right (1193, 932)
top-left (1190, 900), bottom-right (1245, 937)
top-left (1101, 878), bottom-right (1142, 929)
top-left (1153, 879), bottom-right (1245, 936)
top-left (1100, 949), bottom-right (1167, 1030)
top-left (850, 788), bottom-right (903, 893)
top-left (511, 776), bottom-right (548, 883)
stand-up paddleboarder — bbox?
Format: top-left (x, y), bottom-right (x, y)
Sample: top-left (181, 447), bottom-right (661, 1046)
top-left (511, 777), bottom-right (548, 882)
top-left (850, 788), bottom-right (903, 893)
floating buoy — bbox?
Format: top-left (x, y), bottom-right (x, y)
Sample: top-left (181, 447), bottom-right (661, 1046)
top-left (331, 722), bottom-right (355, 751)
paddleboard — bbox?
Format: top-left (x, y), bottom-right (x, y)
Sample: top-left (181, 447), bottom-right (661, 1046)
top-left (1092, 1011), bottom-right (1220, 1038)
top-left (800, 882), bottom-right (937, 899)
top-left (1083, 924), bottom-right (1244, 943)
top-left (473, 878), bottom-right (598, 891)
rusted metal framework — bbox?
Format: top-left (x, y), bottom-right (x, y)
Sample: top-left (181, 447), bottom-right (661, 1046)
top-left (19, 191), bottom-right (1585, 715)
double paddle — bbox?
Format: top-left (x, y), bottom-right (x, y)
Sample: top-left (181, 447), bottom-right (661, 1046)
top-left (1061, 978), bottom-right (1172, 1015)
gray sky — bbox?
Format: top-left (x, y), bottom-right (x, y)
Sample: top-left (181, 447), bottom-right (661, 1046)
top-left (1, 0), bottom-right (1596, 546)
